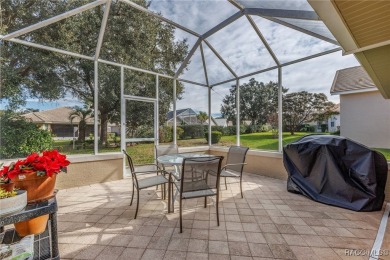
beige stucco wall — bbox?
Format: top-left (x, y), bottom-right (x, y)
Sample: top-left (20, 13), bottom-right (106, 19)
top-left (340, 90), bottom-right (390, 148)
top-left (55, 153), bottom-right (123, 189)
top-left (209, 147), bottom-right (390, 201)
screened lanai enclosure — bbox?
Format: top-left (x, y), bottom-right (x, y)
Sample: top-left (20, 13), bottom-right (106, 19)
top-left (1, 0), bottom-right (347, 160)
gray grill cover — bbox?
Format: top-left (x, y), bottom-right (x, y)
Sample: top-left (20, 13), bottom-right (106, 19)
top-left (283, 135), bottom-right (388, 211)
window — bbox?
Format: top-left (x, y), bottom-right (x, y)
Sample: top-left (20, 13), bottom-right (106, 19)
top-left (331, 122), bottom-right (335, 127)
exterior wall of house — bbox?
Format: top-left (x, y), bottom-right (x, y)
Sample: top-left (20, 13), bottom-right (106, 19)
top-left (328, 114), bottom-right (340, 133)
top-left (50, 124), bottom-right (94, 138)
top-left (340, 91), bottom-right (390, 148)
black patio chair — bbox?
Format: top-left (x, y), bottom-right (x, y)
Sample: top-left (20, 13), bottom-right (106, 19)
top-left (220, 146), bottom-right (249, 198)
top-left (170, 156), bottom-right (224, 233)
top-left (123, 150), bottom-right (170, 219)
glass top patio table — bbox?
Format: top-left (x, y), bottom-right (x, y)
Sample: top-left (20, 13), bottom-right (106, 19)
top-left (157, 153), bottom-right (215, 166)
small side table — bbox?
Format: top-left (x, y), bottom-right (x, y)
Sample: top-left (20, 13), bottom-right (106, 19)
top-left (0, 196), bottom-right (59, 260)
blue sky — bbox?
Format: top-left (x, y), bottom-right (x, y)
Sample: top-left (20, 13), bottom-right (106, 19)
top-left (1, 0), bottom-right (360, 114)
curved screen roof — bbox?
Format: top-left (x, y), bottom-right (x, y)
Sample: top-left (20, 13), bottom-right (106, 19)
top-left (1, 0), bottom-right (341, 87)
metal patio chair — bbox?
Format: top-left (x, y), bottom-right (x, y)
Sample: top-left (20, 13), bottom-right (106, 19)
top-left (170, 156), bottom-right (224, 233)
top-left (221, 146), bottom-right (249, 198)
top-left (155, 144), bottom-right (180, 177)
top-left (123, 150), bottom-right (170, 219)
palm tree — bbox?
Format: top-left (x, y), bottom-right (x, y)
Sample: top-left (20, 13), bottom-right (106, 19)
top-left (69, 106), bottom-right (93, 142)
top-left (197, 111), bottom-right (209, 124)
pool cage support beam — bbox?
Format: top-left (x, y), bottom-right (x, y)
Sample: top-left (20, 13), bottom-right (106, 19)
top-left (208, 86), bottom-right (212, 146)
top-left (94, 61), bottom-right (99, 155)
top-left (236, 79), bottom-right (240, 146)
top-left (95, 0), bottom-right (111, 60)
top-left (1, 0), bottom-right (107, 40)
top-left (120, 67), bottom-right (126, 153)
top-left (173, 79), bottom-right (177, 145)
top-left (278, 67), bottom-right (283, 153)
top-left (155, 75), bottom-right (159, 146)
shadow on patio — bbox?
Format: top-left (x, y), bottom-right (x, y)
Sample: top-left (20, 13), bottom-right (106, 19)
top-left (55, 173), bottom-right (384, 260)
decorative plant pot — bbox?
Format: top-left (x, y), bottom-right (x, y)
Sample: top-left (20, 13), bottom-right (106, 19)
top-left (0, 182), bottom-right (15, 192)
top-left (13, 173), bottom-right (56, 203)
top-left (13, 173), bottom-right (56, 236)
top-left (0, 190), bottom-right (27, 216)
top-left (14, 214), bottom-right (49, 237)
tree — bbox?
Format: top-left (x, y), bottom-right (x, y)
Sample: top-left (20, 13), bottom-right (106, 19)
top-left (283, 91), bottom-right (335, 135)
top-left (1, 0), bottom-right (188, 145)
top-left (221, 79), bottom-right (287, 125)
top-left (197, 111), bottom-right (208, 124)
top-left (68, 106), bottom-right (93, 142)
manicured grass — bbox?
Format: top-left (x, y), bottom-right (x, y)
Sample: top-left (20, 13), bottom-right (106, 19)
top-left (54, 132), bottom-right (390, 165)
top-left (220, 132), bottom-right (315, 151)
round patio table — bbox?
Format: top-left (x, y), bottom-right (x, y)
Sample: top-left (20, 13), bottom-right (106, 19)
top-left (157, 153), bottom-right (215, 166)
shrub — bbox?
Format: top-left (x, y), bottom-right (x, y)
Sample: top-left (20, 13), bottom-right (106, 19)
top-left (205, 131), bottom-right (222, 144)
top-left (240, 125), bottom-right (246, 134)
top-left (0, 112), bottom-right (53, 159)
top-left (176, 127), bottom-right (184, 140)
top-left (135, 125), bottom-right (154, 138)
top-left (180, 125), bottom-right (205, 139)
top-left (159, 126), bottom-right (185, 142)
top-left (245, 125), bottom-right (261, 134)
top-left (260, 124), bottom-right (272, 132)
top-left (211, 126), bottom-right (224, 133)
top-left (159, 126), bottom-right (173, 143)
top-left (331, 130), bottom-right (340, 136)
top-left (299, 124), bottom-right (315, 132)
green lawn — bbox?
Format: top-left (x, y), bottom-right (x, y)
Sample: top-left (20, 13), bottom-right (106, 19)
top-left (220, 132), bottom-right (312, 151)
top-left (54, 132), bottom-right (390, 164)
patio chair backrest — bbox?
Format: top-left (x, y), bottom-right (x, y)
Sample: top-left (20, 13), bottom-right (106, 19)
top-left (180, 156), bottom-right (223, 195)
top-left (123, 150), bottom-right (138, 187)
top-left (155, 144), bottom-right (179, 157)
top-left (226, 146), bottom-right (249, 173)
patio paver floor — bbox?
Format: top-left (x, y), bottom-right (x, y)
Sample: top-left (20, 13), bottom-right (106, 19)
top-left (54, 173), bottom-right (386, 259)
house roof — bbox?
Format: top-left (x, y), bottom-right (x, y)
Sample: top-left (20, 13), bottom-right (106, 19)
top-left (309, 0), bottom-right (390, 99)
top-left (213, 118), bottom-right (227, 126)
top-left (330, 66), bottom-right (377, 95)
top-left (166, 108), bottom-right (197, 121)
top-left (22, 107), bottom-right (94, 125)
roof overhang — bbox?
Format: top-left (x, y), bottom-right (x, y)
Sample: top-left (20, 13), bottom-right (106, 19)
top-left (308, 0), bottom-right (390, 99)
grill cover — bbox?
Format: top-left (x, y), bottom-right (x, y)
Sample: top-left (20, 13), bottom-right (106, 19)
top-left (283, 135), bottom-right (388, 211)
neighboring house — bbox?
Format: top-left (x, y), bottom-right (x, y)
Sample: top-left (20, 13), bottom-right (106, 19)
top-left (205, 117), bottom-right (228, 127)
top-left (166, 108), bottom-right (227, 127)
top-left (166, 108), bottom-right (199, 126)
top-left (331, 66), bottom-right (390, 148)
top-left (327, 104), bottom-right (340, 133)
top-left (22, 107), bottom-right (94, 139)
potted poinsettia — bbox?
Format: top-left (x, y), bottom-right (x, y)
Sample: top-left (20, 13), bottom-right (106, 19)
top-left (0, 163), bottom-right (15, 192)
top-left (0, 150), bottom-right (70, 202)
top-left (0, 150), bottom-right (69, 236)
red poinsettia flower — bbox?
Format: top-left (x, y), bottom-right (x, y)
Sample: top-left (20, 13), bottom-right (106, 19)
top-left (0, 150), bottom-right (70, 179)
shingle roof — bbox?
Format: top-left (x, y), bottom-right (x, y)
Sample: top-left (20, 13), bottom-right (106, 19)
top-left (330, 66), bottom-right (377, 95)
top-left (23, 107), bottom-right (94, 124)
top-left (166, 108), bottom-right (197, 121)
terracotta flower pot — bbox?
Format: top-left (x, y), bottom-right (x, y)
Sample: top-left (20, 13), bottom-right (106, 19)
top-left (14, 215), bottom-right (49, 237)
top-left (13, 173), bottom-right (56, 236)
top-left (13, 173), bottom-right (56, 203)
top-left (0, 182), bottom-right (15, 192)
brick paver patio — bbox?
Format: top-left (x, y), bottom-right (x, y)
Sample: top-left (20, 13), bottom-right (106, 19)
top-left (56, 173), bottom-right (385, 259)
